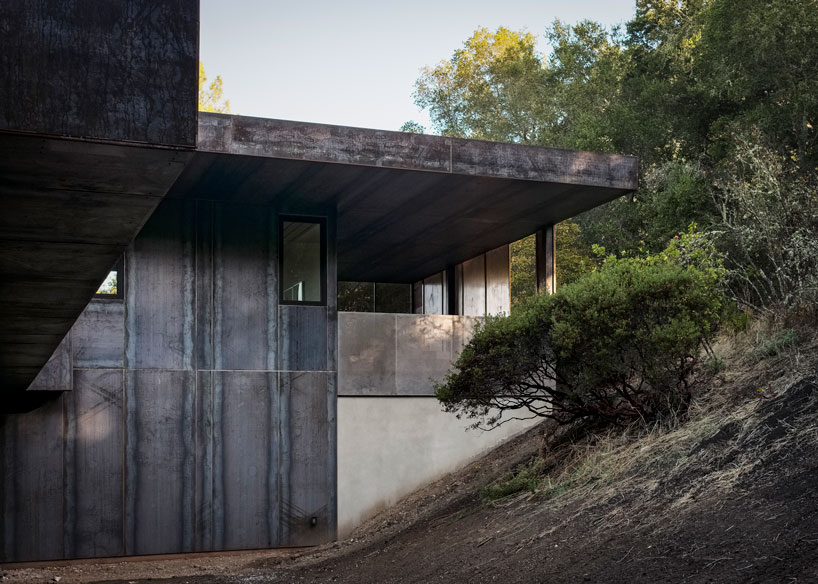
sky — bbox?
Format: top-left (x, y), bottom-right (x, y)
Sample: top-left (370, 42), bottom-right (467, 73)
top-left (199, 0), bottom-right (636, 132)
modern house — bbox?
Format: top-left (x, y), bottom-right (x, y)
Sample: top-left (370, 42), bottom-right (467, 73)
top-left (0, 1), bottom-right (637, 562)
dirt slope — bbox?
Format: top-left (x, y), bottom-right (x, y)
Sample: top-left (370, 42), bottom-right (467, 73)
top-left (6, 376), bottom-right (818, 584)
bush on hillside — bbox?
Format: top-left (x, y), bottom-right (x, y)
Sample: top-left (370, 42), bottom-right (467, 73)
top-left (709, 130), bottom-right (818, 315)
top-left (435, 230), bottom-right (724, 428)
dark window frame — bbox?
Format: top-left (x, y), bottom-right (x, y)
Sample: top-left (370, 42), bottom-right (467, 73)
top-left (279, 215), bottom-right (327, 306)
top-left (93, 255), bottom-right (125, 301)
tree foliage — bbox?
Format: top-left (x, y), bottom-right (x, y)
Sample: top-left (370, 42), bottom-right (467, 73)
top-left (415, 27), bottom-right (551, 143)
top-left (415, 0), bottom-right (817, 298)
top-left (436, 231), bottom-right (724, 429)
top-left (198, 61), bottom-right (231, 113)
top-left (710, 132), bottom-right (818, 312)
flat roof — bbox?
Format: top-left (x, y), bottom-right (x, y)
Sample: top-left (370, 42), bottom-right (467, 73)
top-left (169, 113), bottom-right (638, 282)
top-left (0, 114), bottom-right (636, 398)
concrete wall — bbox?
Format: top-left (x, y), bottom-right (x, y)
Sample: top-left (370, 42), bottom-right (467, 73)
top-left (0, 1), bottom-right (198, 146)
top-left (336, 312), bottom-right (539, 536)
top-left (337, 398), bottom-right (538, 537)
top-left (0, 199), bottom-right (337, 562)
top-left (338, 313), bottom-right (477, 396)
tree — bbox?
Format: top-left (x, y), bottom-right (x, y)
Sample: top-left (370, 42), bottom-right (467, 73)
top-left (695, 0), bottom-right (818, 165)
top-left (414, 27), bottom-right (552, 143)
top-left (436, 231), bottom-right (723, 428)
top-left (399, 120), bottom-right (425, 134)
top-left (198, 61), bottom-right (231, 113)
top-left (709, 130), bottom-right (818, 313)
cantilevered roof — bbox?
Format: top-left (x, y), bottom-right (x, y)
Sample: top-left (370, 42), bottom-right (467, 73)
top-left (0, 113), bottom-right (636, 402)
top-left (0, 132), bottom-right (190, 401)
top-left (169, 113), bottom-right (638, 282)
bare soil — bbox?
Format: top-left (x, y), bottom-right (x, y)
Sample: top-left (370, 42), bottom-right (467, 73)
top-left (5, 370), bottom-right (818, 584)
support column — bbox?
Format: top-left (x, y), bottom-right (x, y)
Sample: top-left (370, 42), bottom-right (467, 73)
top-left (536, 224), bottom-right (556, 295)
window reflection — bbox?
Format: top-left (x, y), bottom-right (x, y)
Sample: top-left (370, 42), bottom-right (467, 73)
top-left (282, 221), bottom-right (323, 303)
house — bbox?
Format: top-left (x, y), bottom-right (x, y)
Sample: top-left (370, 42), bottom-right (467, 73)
top-left (0, 1), bottom-right (637, 562)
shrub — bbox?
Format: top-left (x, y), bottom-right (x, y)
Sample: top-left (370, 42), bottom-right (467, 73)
top-left (709, 130), bottom-right (818, 314)
top-left (435, 230), bottom-right (724, 428)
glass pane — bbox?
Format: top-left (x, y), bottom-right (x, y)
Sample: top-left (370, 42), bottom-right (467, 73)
top-left (374, 283), bottom-right (410, 313)
top-left (282, 221), bottom-right (322, 302)
top-left (96, 270), bottom-right (118, 295)
top-left (338, 281), bottom-right (374, 312)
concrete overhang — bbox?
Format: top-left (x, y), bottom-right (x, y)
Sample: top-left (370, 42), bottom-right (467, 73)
top-left (0, 113), bottom-right (636, 401)
top-left (0, 131), bottom-right (191, 398)
top-left (169, 113), bottom-right (638, 283)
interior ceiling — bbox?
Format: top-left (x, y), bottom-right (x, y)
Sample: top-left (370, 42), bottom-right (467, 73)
top-left (166, 151), bottom-right (632, 283)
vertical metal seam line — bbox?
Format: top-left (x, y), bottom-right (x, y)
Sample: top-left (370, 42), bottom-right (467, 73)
top-left (119, 258), bottom-right (127, 558)
top-left (209, 201), bottom-right (215, 551)
top-left (62, 390), bottom-right (68, 558)
top-left (483, 253), bottom-right (487, 316)
top-left (182, 200), bottom-right (195, 551)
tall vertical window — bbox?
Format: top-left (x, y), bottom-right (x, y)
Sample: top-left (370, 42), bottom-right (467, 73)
top-left (281, 218), bottom-right (326, 304)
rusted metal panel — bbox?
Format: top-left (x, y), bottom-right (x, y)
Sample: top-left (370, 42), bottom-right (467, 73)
top-left (72, 301), bottom-right (124, 368)
top-left (451, 138), bottom-right (639, 189)
top-left (337, 313), bottom-right (397, 396)
top-left (27, 334), bottom-right (72, 391)
top-left (195, 202), bottom-right (215, 371)
top-left (412, 281), bottom-right (423, 314)
top-left (125, 200), bottom-right (195, 370)
top-left (194, 371), bottom-right (213, 552)
top-left (213, 204), bottom-right (277, 371)
top-left (67, 369), bottom-right (124, 558)
top-left (124, 370), bottom-right (195, 555)
top-left (326, 212), bottom-right (338, 374)
top-left (0, 396), bottom-right (64, 562)
top-left (199, 114), bottom-right (453, 173)
top-left (279, 306), bottom-right (328, 372)
top-left (0, 1), bottom-right (198, 146)
top-left (423, 272), bottom-right (444, 315)
top-left (486, 245), bottom-right (510, 316)
top-left (214, 372), bottom-right (280, 550)
top-left (461, 255), bottom-right (486, 317)
top-left (280, 372), bottom-right (330, 546)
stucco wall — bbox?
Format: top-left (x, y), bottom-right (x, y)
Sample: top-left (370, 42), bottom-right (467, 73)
top-left (337, 397), bottom-right (539, 537)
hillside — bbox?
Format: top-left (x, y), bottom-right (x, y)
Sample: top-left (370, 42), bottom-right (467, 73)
top-left (5, 329), bottom-right (818, 584)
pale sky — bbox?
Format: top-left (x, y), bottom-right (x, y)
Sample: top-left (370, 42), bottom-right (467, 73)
top-left (200, 0), bottom-right (636, 132)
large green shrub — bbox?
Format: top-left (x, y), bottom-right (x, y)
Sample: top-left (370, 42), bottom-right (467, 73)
top-left (435, 231), bottom-right (724, 428)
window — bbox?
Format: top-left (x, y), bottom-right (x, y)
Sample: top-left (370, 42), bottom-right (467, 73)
top-left (280, 218), bottom-right (326, 305)
top-left (94, 255), bottom-right (124, 300)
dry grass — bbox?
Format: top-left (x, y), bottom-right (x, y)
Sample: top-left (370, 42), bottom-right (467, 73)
top-left (485, 314), bottom-right (818, 527)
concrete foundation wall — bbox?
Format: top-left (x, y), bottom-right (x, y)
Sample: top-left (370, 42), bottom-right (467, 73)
top-left (337, 310), bottom-right (539, 536)
top-left (337, 397), bottom-right (538, 537)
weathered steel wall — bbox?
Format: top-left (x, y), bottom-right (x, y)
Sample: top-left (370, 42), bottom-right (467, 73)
top-left (0, 1), bottom-right (198, 146)
top-left (0, 199), bottom-right (337, 561)
top-left (413, 244), bottom-right (509, 317)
